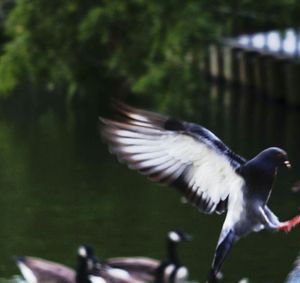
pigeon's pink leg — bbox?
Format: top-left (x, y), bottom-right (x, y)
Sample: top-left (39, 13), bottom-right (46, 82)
top-left (278, 215), bottom-right (300, 232)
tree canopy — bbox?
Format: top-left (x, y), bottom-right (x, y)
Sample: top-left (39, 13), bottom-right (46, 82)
top-left (0, 0), bottom-right (299, 99)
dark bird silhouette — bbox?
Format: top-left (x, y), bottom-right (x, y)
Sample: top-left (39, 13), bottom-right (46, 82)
top-left (100, 101), bottom-right (300, 283)
top-left (15, 256), bottom-right (75, 283)
top-left (106, 230), bottom-right (191, 283)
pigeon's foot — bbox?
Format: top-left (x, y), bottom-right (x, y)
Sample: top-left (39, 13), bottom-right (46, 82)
top-left (278, 215), bottom-right (300, 232)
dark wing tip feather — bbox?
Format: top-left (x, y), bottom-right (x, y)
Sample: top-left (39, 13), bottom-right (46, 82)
top-left (164, 118), bottom-right (185, 131)
top-left (103, 101), bottom-right (187, 134)
top-left (111, 100), bottom-right (171, 129)
top-left (111, 100), bottom-right (135, 119)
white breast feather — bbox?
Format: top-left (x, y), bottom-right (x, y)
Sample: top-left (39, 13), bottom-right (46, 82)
top-left (106, 268), bottom-right (131, 279)
top-left (17, 262), bottom-right (38, 283)
top-left (164, 264), bottom-right (176, 282)
top-left (175, 266), bottom-right (189, 281)
top-left (89, 275), bottom-right (107, 283)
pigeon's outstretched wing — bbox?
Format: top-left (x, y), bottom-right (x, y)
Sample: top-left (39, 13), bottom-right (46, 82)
top-left (100, 102), bottom-right (246, 214)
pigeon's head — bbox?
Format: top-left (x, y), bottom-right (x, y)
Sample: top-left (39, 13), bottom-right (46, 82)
top-left (167, 230), bottom-right (192, 243)
top-left (258, 147), bottom-right (291, 169)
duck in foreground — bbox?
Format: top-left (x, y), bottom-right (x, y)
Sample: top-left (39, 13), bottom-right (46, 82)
top-left (16, 246), bottom-right (145, 283)
top-left (100, 101), bottom-right (300, 283)
top-left (106, 230), bottom-right (191, 283)
top-left (77, 245), bottom-right (144, 283)
top-left (16, 256), bottom-right (75, 283)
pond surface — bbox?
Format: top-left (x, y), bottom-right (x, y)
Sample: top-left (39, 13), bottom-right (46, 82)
top-left (0, 85), bottom-right (300, 283)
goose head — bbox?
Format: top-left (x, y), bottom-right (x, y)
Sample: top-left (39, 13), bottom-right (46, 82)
top-left (77, 245), bottom-right (99, 283)
top-left (167, 230), bottom-right (192, 243)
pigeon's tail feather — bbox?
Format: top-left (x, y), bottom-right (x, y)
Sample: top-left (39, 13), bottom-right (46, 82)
top-left (208, 230), bottom-right (237, 283)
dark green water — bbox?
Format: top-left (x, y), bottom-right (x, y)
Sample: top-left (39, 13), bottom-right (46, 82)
top-left (0, 85), bottom-right (300, 283)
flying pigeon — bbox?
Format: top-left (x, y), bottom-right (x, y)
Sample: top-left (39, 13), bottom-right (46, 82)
top-left (100, 101), bottom-right (300, 283)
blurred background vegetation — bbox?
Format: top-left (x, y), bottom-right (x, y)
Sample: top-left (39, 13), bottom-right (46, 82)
top-left (0, 0), bottom-right (299, 104)
top-left (1, 2), bottom-right (300, 282)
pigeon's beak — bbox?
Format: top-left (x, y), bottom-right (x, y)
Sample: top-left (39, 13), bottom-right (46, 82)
top-left (284, 160), bottom-right (292, 169)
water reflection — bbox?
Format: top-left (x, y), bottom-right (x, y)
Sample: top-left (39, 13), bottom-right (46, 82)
top-left (0, 85), bottom-right (299, 283)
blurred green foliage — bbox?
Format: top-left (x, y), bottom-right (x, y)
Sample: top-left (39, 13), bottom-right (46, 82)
top-left (0, 0), bottom-right (218, 99)
top-left (0, 0), bottom-right (299, 99)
